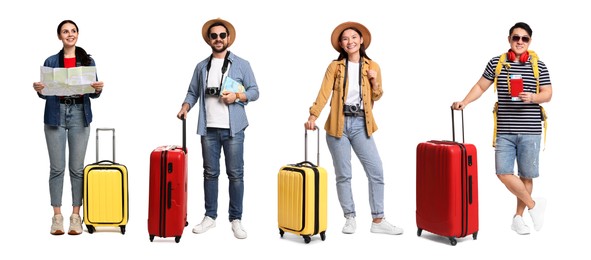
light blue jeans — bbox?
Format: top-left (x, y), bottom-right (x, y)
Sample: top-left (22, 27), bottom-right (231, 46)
top-left (326, 116), bottom-right (385, 219)
top-left (200, 128), bottom-right (245, 221)
top-left (44, 104), bottom-right (90, 207)
top-left (495, 134), bottom-right (541, 178)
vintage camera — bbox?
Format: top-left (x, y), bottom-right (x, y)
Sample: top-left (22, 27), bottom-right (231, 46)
top-left (206, 87), bottom-right (221, 97)
top-left (344, 104), bottom-right (361, 113)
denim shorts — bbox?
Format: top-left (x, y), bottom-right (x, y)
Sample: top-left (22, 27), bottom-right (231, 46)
top-left (495, 134), bottom-right (541, 178)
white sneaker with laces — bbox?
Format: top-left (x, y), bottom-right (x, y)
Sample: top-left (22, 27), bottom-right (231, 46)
top-left (511, 215), bottom-right (530, 235)
top-left (231, 219), bottom-right (247, 239)
top-left (342, 217), bottom-right (356, 234)
top-left (528, 197), bottom-right (547, 231)
top-left (68, 214), bottom-right (83, 235)
top-left (51, 214), bottom-right (64, 235)
top-left (370, 218), bottom-right (403, 235)
top-left (192, 216), bottom-right (216, 234)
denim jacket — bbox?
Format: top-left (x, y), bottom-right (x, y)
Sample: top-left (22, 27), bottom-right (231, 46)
top-left (183, 51), bottom-right (260, 137)
top-left (37, 49), bottom-right (101, 127)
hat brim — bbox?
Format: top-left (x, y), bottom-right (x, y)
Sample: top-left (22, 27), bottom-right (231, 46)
top-left (202, 18), bottom-right (236, 47)
top-left (331, 21), bottom-right (371, 52)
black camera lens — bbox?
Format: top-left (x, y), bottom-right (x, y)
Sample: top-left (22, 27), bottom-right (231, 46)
top-left (207, 87), bottom-right (220, 96)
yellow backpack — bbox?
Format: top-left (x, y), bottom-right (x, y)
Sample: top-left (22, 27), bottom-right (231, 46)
top-left (492, 50), bottom-right (548, 148)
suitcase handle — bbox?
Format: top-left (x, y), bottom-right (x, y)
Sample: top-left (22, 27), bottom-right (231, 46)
top-left (181, 115), bottom-right (187, 154)
top-left (96, 128), bottom-right (116, 162)
top-left (304, 126), bottom-right (320, 166)
top-left (450, 107), bottom-right (465, 143)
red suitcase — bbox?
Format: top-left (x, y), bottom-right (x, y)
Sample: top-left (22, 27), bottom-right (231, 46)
top-left (416, 109), bottom-right (478, 246)
top-left (148, 118), bottom-right (188, 243)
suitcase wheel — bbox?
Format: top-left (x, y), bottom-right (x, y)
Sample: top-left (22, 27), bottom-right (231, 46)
top-left (149, 235), bottom-right (155, 242)
top-left (175, 236), bottom-right (181, 243)
top-left (449, 237), bottom-right (457, 246)
top-left (417, 228), bottom-right (423, 237)
top-left (278, 228), bottom-right (284, 238)
top-left (303, 235), bottom-right (311, 244)
top-left (119, 225), bottom-right (126, 235)
top-left (86, 225), bottom-right (95, 234)
top-left (320, 231), bottom-right (326, 241)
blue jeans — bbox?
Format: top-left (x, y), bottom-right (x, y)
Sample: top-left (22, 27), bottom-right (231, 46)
top-left (326, 116), bottom-right (385, 219)
top-left (495, 134), bottom-right (541, 178)
top-left (201, 128), bottom-right (245, 221)
top-left (44, 104), bottom-right (90, 207)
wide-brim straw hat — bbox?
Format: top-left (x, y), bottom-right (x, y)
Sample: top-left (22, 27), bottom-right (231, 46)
top-left (202, 18), bottom-right (236, 47)
top-left (331, 21), bottom-right (371, 52)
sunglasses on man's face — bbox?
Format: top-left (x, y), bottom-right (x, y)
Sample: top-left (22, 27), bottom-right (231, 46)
top-left (511, 35), bottom-right (530, 43)
top-left (210, 32), bottom-right (227, 40)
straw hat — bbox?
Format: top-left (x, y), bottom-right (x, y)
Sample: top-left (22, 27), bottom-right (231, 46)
top-left (331, 21), bottom-right (371, 52)
top-left (201, 18), bottom-right (236, 47)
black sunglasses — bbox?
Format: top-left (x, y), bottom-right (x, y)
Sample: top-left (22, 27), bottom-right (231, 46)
top-left (209, 32), bottom-right (227, 40)
top-left (511, 35), bottom-right (530, 43)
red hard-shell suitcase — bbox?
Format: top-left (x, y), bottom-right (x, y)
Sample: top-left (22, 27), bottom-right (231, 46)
top-left (416, 109), bottom-right (479, 246)
top-left (148, 118), bottom-right (188, 243)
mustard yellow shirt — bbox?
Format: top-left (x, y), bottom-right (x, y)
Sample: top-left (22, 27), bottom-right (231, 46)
top-left (309, 58), bottom-right (383, 138)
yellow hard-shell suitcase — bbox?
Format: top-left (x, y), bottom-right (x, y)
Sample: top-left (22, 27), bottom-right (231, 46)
top-left (83, 128), bottom-right (129, 234)
top-left (278, 127), bottom-right (327, 243)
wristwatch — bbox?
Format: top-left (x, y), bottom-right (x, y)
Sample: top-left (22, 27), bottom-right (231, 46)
top-left (234, 92), bottom-right (240, 103)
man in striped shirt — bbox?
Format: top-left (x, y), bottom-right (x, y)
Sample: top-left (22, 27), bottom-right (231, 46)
top-left (452, 22), bottom-right (552, 235)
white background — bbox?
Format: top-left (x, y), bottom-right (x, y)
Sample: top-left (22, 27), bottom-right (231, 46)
top-left (1, 0), bottom-right (588, 258)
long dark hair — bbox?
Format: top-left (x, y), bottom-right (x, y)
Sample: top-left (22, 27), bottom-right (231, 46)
top-left (336, 27), bottom-right (371, 61)
top-left (57, 20), bottom-right (92, 66)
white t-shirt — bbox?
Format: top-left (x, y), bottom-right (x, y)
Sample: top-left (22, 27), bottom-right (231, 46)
top-left (205, 57), bottom-right (230, 128)
top-left (346, 61), bottom-right (363, 109)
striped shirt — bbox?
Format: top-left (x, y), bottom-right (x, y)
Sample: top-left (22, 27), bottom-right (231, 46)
top-left (482, 55), bottom-right (551, 135)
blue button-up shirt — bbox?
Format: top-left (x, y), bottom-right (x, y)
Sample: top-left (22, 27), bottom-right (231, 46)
top-left (183, 51), bottom-right (260, 137)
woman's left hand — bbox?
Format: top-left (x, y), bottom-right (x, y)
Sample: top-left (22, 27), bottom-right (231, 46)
top-left (91, 81), bottom-right (104, 93)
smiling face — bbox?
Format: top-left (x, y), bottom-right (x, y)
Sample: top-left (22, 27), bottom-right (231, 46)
top-left (58, 22), bottom-right (78, 48)
top-left (339, 28), bottom-right (363, 56)
top-left (208, 25), bottom-right (230, 54)
top-left (508, 27), bottom-right (531, 56)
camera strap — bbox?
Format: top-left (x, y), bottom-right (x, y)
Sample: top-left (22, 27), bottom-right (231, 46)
top-left (342, 57), bottom-right (363, 106)
top-left (205, 51), bottom-right (231, 91)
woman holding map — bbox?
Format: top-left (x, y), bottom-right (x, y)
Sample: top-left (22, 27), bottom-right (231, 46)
top-left (32, 19), bottom-right (104, 236)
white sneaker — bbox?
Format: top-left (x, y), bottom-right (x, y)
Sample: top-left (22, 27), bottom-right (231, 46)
top-left (511, 215), bottom-right (530, 235)
top-left (528, 197), bottom-right (547, 231)
top-left (370, 218), bottom-right (403, 235)
top-left (50, 214), bottom-right (64, 235)
top-left (231, 219), bottom-right (247, 239)
top-left (68, 214), bottom-right (83, 235)
top-left (192, 216), bottom-right (216, 234)
top-left (342, 216), bottom-right (356, 234)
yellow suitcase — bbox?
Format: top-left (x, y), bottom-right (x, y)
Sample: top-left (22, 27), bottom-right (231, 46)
top-left (83, 128), bottom-right (129, 234)
top-left (278, 127), bottom-right (327, 243)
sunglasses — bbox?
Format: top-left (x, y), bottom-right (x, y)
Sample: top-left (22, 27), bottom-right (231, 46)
top-left (511, 35), bottom-right (530, 43)
top-left (209, 32), bottom-right (227, 40)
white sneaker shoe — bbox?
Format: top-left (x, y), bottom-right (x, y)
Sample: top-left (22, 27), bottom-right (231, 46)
top-left (528, 197), bottom-right (547, 231)
top-left (342, 216), bottom-right (356, 234)
top-left (68, 214), bottom-right (83, 235)
top-left (510, 215), bottom-right (530, 235)
top-left (192, 216), bottom-right (216, 234)
top-left (370, 218), bottom-right (403, 235)
top-left (50, 214), bottom-right (64, 235)
top-left (231, 219), bottom-right (247, 239)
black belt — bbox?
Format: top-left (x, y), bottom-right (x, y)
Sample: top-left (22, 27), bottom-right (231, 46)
top-left (344, 111), bottom-right (364, 117)
top-left (59, 97), bottom-right (84, 105)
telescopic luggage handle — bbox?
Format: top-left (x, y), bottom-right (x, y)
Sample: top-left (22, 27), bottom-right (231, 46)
top-left (450, 107), bottom-right (465, 143)
top-left (303, 126), bottom-right (320, 167)
top-left (96, 128), bottom-right (116, 163)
